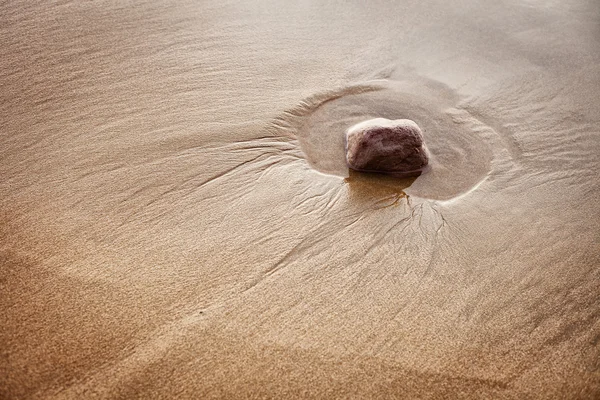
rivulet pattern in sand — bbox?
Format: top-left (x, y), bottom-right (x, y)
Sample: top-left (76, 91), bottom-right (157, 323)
top-left (1, 1), bottom-right (599, 399)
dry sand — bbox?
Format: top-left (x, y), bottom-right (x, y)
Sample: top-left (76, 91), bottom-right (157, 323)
top-left (1, 0), bottom-right (599, 398)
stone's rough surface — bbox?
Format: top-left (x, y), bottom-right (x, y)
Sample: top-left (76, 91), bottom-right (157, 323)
top-left (345, 118), bottom-right (429, 176)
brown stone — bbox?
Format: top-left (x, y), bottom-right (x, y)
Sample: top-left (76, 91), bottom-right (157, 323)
top-left (345, 118), bottom-right (429, 176)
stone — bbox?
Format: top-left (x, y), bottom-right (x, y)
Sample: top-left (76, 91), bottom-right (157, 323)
top-left (345, 118), bottom-right (429, 176)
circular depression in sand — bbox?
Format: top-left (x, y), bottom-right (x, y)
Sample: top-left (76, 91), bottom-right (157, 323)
top-left (293, 80), bottom-right (494, 201)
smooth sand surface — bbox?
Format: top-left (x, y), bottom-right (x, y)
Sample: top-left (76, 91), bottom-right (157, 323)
top-left (1, 0), bottom-right (599, 398)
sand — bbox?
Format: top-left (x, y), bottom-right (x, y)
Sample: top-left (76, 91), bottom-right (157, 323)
top-left (1, 0), bottom-right (599, 398)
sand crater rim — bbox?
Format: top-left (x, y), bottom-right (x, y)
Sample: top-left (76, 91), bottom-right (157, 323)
top-left (277, 81), bottom-right (496, 201)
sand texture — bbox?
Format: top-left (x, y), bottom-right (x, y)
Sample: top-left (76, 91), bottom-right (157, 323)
top-left (1, 0), bottom-right (599, 399)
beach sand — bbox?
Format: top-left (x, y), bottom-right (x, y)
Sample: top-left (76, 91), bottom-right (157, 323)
top-left (1, 0), bottom-right (599, 398)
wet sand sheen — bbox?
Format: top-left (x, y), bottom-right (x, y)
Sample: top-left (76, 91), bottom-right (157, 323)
top-left (285, 78), bottom-right (496, 200)
top-left (1, 0), bottom-right (599, 399)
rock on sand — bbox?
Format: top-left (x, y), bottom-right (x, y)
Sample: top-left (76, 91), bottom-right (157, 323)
top-left (345, 118), bottom-right (429, 176)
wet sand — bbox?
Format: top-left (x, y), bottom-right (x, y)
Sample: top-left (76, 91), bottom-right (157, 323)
top-left (1, 0), bottom-right (599, 398)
